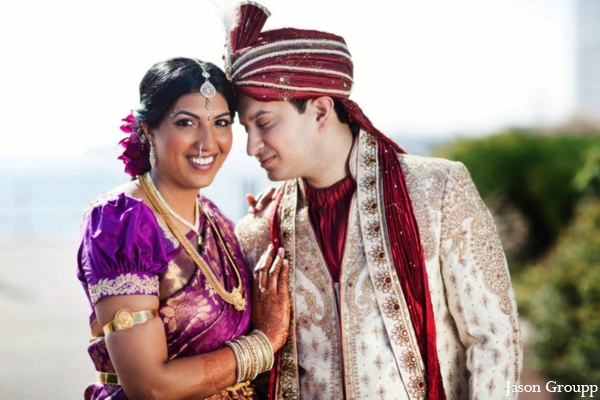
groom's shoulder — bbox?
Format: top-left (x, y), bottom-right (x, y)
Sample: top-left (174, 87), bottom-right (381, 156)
top-left (235, 200), bottom-right (275, 261)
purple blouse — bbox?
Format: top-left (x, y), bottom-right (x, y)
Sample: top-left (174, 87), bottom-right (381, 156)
top-left (77, 192), bottom-right (254, 399)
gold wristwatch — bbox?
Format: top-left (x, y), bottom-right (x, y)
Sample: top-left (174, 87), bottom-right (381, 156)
top-left (102, 308), bottom-right (159, 335)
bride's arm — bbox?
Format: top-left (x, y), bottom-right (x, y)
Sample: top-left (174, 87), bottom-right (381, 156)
top-left (95, 246), bottom-right (289, 400)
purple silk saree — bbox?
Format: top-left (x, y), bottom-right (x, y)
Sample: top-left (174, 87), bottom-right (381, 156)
top-left (77, 193), bottom-right (255, 399)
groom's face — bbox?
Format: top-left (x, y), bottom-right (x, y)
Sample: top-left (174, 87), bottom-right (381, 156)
top-left (237, 94), bottom-right (319, 182)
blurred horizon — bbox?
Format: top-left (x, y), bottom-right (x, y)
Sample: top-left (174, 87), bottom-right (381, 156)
top-left (0, 130), bottom-right (445, 241)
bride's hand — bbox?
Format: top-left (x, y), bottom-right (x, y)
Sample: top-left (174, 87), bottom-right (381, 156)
top-left (251, 245), bottom-right (290, 351)
top-left (246, 187), bottom-right (276, 214)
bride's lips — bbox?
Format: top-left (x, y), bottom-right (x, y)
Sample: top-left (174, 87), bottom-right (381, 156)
top-left (188, 154), bottom-right (216, 170)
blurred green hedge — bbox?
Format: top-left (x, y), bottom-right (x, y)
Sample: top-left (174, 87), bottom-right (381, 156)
top-left (435, 130), bottom-right (600, 395)
top-left (434, 130), bottom-right (600, 267)
top-left (526, 198), bottom-right (600, 398)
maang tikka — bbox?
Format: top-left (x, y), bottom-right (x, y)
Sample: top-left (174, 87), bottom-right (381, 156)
top-left (197, 61), bottom-right (216, 121)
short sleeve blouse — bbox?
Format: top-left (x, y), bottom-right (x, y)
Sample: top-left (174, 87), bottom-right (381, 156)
top-left (77, 193), bottom-right (169, 306)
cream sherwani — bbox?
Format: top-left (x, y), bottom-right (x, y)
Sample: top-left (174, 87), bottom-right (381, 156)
top-left (235, 131), bottom-right (522, 399)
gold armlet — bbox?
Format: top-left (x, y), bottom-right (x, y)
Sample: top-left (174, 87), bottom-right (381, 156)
top-left (102, 308), bottom-right (159, 335)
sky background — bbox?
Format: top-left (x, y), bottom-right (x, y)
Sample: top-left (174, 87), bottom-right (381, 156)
top-left (0, 0), bottom-right (575, 159)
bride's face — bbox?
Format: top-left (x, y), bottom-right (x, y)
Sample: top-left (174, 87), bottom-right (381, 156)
top-left (148, 92), bottom-right (233, 191)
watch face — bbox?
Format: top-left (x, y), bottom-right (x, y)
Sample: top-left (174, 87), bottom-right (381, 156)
top-left (115, 308), bottom-right (134, 330)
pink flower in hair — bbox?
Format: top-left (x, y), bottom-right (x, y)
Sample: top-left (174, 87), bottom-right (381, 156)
top-left (120, 112), bottom-right (138, 134)
top-left (117, 112), bottom-right (151, 177)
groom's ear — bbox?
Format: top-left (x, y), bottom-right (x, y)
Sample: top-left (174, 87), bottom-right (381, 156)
top-left (309, 96), bottom-right (335, 133)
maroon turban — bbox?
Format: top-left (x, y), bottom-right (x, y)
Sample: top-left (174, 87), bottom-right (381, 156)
top-left (227, 3), bottom-right (445, 399)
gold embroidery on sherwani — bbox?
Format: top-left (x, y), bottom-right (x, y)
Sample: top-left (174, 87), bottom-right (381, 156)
top-left (234, 210), bottom-right (271, 270)
top-left (356, 131), bottom-right (426, 399)
top-left (285, 181), bottom-right (344, 399)
top-left (234, 136), bottom-right (522, 400)
top-left (340, 198), bottom-right (373, 399)
top-left (438, 161), bottom-right (521, 397)
top-left (399, 155), bottom-right (468, 398)
top-left (277, 180), bottom-right (301, 400)
top-left (340, 194), bottom-right (411, 399)
top-left (399, 157), bottom-right (447, 262)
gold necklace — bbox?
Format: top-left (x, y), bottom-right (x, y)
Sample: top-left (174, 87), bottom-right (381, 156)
top-left (139, 173), bottom-right (246, 311)
top-left (144, 175), bottom-right (202, 246)
top-left (198, 201), bottom-right (239, 286)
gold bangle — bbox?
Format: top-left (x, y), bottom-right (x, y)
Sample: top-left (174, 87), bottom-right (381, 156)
top-left (231, 339), bottom-right (249, 384)
top-left (252, 330), bottom-right (274, 371)
top-left (237, 336), bottom-right (257, 381)
top-left (225, 340), bottom-right (243, 384)
top-left (227, 332), bottom-right (273, 383)
top-left (237, 340), bottom-right (250, 383)
top-left (102, 308), bottom-right (159, 335)
top-left (245, 334), bottom-right (270, 379)
top-left (250, 333), bottom-right (269, 373)
top-left (248, 335), bottom-right (263, 380)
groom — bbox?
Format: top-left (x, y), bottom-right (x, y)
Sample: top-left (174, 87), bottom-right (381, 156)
top-left (231, 3), bottom-right (522, 399)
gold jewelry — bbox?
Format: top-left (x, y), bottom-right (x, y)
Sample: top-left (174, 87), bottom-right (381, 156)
top-left (252, 329), bottom-right (274, 371)
top-left (139, 172), bottom-right (246, 311)
top-left (226, 340), bottom-right (243, 384)
top-left (225, 339), bottom-right (249, 384)
top-left (205, 381), bottom-right (255, 399)
top-left (96, 371), bottom-right (120, 385)
top-left (97, 370), bottom-right (255, 397)
top-left (198, 201), bottom-right (241, 290)
top-left (142, 174), bottom-right (202, 245)
top-left (102, 308), bottom-right (158, 335)
top-left (238, 336), bottom-right (258, 380)
top-left (225, 330), bottom-right (275, 383)
top-left (235, 341), bottom-right (249, 384)
top-left (196, 61), bottom-right (216, 121)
